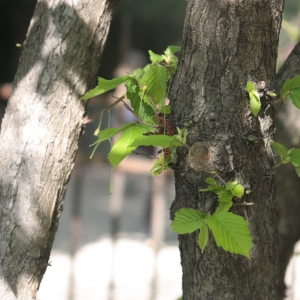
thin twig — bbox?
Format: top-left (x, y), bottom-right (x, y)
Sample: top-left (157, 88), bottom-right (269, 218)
top-left (160, 61), bottom-right (174, 74)
top-left (202, 169), bottom-right (227, 186)
top-left (268, 162), bottom-right (283, 174)
top-left (84, 95), bottom-right (126, 124)
top-left (132, 151), bottom-right (159, 159)
top-left (110, 94), bottom-right (155, 127)
top-left (213, 173), bottom-right (227, 186)
top-left (234, 201), bottom-right (254, 206)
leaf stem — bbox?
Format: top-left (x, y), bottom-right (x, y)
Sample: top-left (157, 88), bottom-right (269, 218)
top-left (213, 173), bottom-right (227, 186)
top-left (85, 95), bottom-right (126, 124)
top-left (234, 201), bottom-right (254, 206)
top-left (268, 162), bottom-right (283, 174)
top-left (110, 94), bottom-right (155, 127)
top-left (132, 151), bottom-right (159, 159)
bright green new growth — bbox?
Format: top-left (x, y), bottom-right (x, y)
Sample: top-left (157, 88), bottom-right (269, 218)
top-left (79, 43), bottom-right (300, 261)
top-left (268, 75), bottom-right (300, 177)
top-left (150, 127), bottom-right (187, 176)
top-left (246, 81), bottom-right (255, 93)
top-left (200, 177), bottom-right (245, 212)
top-left (80, 46), bottom-right (182, 174)
top-left (80, 76), bottom-right (128, 100)
top-left (170, 177), bottom-right (251, 257)
top-left (281, 75), bottom-right (300, 109)
top-left (171, 208), bottom-right (252, 258)
top-left (171, 208), bottom-right (206, 234)
top-left (130, 135), bottom-right (178, 148)
top-left (108, 124), bottom-right (154, 168)
top-left (246, 81), bottom-right (261, 117)
top-left (290, 149), bottom-right (300, 166)
top-left (271, 141), bottom-right (290, 164)
top-left (140, 65), bottom-right (169, 104)
top-left (80, 49), bottom-right (300, 261)
top-left (207, 212), bottom-right (252, 258)
top-left (271, 141), bottom-right (300, 177)
top-left (198, 223), bottom-right (209, 253)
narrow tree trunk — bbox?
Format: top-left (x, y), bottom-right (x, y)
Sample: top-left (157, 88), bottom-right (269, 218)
top-left (0, 0), bottom-right (119, 298)
top-left (170, 1), bottom-right (284, 299)
top-left (275, 42), bottom-right (300, 299)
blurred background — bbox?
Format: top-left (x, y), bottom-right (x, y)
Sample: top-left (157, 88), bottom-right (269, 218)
top-left (0, 0), bottom-right (300, 299)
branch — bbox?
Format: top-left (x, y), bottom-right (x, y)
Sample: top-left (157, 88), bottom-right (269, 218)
top-left (83, 95), bottom-right (125, 124)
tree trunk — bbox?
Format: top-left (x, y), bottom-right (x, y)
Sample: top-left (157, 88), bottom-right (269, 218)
top-left (275, 41), bottom-right (300, 299)
top-left (170, 1), bottom-right (284, 299)
top-left (0, 0), bottom-right (119, 298)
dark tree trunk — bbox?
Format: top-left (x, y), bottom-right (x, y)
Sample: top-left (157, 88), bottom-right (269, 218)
top-left (0, 0), bottom-right (119, 298)
top-left (170, 1), bottom-right (284, 299)
top-left (275, 42), bottom-right (300, 299)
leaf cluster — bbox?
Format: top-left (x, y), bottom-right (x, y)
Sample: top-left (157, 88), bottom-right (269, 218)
top-left (148, 127), bottom-right (187, 175)
top-left (200, 177), bottom-right (244, 213)
top-left (271, 141), bottom-right (300, 176)
top-left (246, 81), bottom-right (261, 117)
top-left (170, 177), bottom-right (251, 257)
top-left (281, 75), bottom-right (300, 109)
top-left (80, 46), bottom-right (183, 173)
top-left (171, 208), bottom-right (252, 258)
top-left (81, 47), bottom-right (273, 260)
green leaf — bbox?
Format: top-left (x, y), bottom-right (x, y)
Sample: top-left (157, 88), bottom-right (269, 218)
top-left (198, 223), bottom-right (209, 253)
top-left (108, 124), bottom-right (153, 167)
top-left (205, 177), bottom-right (217, 186)
top-left (140, 65), bottom-right (169, 104)
top-left (125, 80), bottom-right (155, 123)
top-left (210, 186), bottom-right (226, 194)
top-left (200, 186), bottom-right (225, 193)
top-left (162, 47), bottom-right (179, 72)
top-left (91, 123), bottom-right (136, 146)
top-left (143, 64), bottom-right (151, 73)
top-left (131, 68), bottom-right (145, 80)
top-left (159, 105), bottom-right (171, 114)
top-left (207, 212), bottom-right (252, 258)
top-left (226, 182), bottom-right (235, 191)
top-left (149, 50), bottom-right (163, 63)
top-left (216, 201), bottom-right (233, 213)
top-left (271, 141), bottom-right (289, 163)
top-left (281, 75), bottom-right (300, 100)
top-left (171, 208), bottom-right (206, 234)
top-left (168, 45), bottom-right (181, 53)
top-left (246, 81), bottom-right (255, 93)
top-left (150, 156), bottom-right (169, 176)
top-left (249, 91), bottom-right (261, 117)
top-left (290, 149), bottom-right (300, 166)
top-left (130, 134), bottom-right (177, 148)
top-left (80, 76), bottom-right (128, 100)
top-left (281, 90), bottom-right (291, 102)
top-left (283, 157), bottom-right (291, 164)
top-left (290, 88), bottom-right (300, 109)
top-left (218, 190), bottom-right (233, 202)
top-left (294, 166), bottom-right (300, 177)
top-left (231, 184), bottom-right (245, 198)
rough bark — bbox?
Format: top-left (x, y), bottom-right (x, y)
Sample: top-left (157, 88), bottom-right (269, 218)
top-left (0, 0), bottom-right (119, 298)
top-left (275, 41), bottom-right (300, 299)
top-left (170, 1), bottom-right (284, 299)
